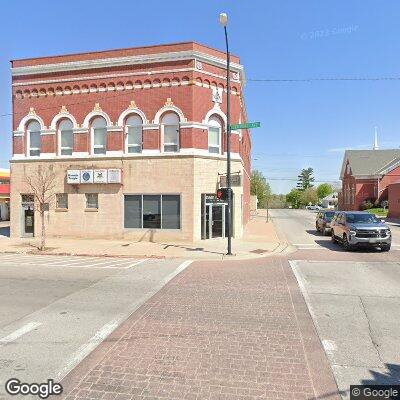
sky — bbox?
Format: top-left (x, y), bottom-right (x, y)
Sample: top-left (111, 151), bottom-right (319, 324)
top-left (1, 0), bottom-right (400, 193)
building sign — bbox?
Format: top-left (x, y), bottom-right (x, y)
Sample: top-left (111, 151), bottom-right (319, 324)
top-left (108, 169), bottom-right (122, 184)
top-left (67, 170), bottom-right (80, 184)
top-left (80, 170), bottom-right (94, 184)
top-left (67, 169), bottom-right (122, 184)
top-left (93, 169), bottom-right (108, 184)
top-left (220, 175), bottom-right (242, 187)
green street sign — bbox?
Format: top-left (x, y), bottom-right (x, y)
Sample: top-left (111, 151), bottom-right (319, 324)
top-left (230, 122), bottom-right (261, 130)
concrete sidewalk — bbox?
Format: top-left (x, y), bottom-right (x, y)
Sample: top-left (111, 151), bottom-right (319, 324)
top-left (0, 211), bottom-right (284, 260)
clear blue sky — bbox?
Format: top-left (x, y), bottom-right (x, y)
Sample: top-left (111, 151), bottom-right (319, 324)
top-left (1, 0), bottom-right (399, 193)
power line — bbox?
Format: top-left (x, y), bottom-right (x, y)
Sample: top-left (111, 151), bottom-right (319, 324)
top-left (248, 76), bottom-right (400, 83)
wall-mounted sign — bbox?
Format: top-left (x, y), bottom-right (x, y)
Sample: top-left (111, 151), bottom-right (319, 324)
top-left (220, 175), bottom-right (242, 187)
top-left (67, 169), bottom-right (122, 184)
top-left (80, 170), bottom-right (94, 184)
top-left (108, 169), bottom-right (122, 184)
top-left (67, 170), bottom-right (80, 184)
top-left (93, 169), bottom-right (108, 184)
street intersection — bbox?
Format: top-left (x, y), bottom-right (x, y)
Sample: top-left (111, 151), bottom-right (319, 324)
top-left (0, 210), bottom-right (398, 399)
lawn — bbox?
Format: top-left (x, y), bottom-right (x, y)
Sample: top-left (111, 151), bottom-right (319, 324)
top-left (366, 208), bottom-right (388, 217)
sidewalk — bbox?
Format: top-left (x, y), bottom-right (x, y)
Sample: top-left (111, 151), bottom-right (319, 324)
top-left (60, 257), bottom-right (340, 400)
top-left (0, 211), bottom-right (284, 260)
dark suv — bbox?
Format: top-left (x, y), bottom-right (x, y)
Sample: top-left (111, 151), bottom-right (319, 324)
top-left (316, 210), bottom-right (336, 235)
top-left (331, 211), bottom-right (391, 251)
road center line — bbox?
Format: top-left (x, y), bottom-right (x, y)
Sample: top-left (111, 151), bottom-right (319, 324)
top-left (0, 322), bottom-right (42, 345)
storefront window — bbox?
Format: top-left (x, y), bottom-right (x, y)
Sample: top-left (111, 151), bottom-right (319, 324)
top-left (124, 195), bottom-right (180, 229)
top-left (124, 195), bottom-right (142, 228)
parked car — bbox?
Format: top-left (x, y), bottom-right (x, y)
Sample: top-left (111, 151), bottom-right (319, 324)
top-left (316, 210), bottom-right (336, 235)
top-left (306, 205), bottom-right (322, 211)
top-left (331, 211), bottom-right (391, 251)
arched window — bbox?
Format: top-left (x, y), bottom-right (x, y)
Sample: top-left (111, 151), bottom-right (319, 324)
top-left (161, 112), bottom-right (179, 152)
top-left (126, 115), bottom-right (142, 153)
top-left (59, 119), bottom-right (73, 156)
top-left (208, 116), bottom-right (222, 154)
top-left (27, 120), bottom-right (41, 157)
top-left (91, 116), bottom-right (107, 155)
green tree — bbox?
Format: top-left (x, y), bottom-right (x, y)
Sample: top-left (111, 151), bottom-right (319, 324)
top-left (251, 170), bottom-right (272, 208)
top-left (317, 183), bottom-right (334, 199)
top-left (297, 168), bottom-right (315, 191)
top-left (286, 189), bottom-right (302, 208)
top-left (300, 187), bottom-right (319, 205)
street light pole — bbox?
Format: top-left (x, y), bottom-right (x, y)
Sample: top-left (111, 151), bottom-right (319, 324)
top-left (219, 12), bottom-right (232, 255)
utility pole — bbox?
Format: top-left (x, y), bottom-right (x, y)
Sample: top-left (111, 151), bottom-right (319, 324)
top-left (219, 12), bottom-right (232, 255)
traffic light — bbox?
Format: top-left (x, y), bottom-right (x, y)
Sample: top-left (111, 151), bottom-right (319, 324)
top-left (216, 187), bottom-right (231, 201)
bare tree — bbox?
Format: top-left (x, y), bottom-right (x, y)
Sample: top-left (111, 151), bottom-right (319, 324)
top-left (25, 166), bottom-right (56, 251)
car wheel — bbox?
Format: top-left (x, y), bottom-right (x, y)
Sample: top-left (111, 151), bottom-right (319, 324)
top-left (331, 230), bottom-right (337, 243)
top-left (342, 234), bottom-right (353, 251)
top-left (322, 227), bottom-right (328, 236)
top-left (381, 244), bottom-right (391, 252)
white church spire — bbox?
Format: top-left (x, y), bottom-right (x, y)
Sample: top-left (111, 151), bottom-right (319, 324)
top-left (373, 126), bottom-right (379, 150)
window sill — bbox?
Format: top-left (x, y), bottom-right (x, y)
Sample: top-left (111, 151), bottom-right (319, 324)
top-left (85, 208), bottom-right (98, 212)
top-left (55, 208), bottom-right (68, 212)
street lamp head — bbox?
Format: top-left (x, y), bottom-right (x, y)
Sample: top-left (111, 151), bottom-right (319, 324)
top-left (219, 13), bottom-right (228, 27)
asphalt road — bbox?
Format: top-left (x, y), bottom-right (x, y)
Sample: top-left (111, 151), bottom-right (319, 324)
top-left (0, 254), bottom-right (192, 398)
top-left (270, 208), bottom-right (400, 251)
top-left (270, 208), bottom-right (400, 399)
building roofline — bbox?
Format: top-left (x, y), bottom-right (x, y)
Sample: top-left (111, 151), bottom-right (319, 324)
top-left (10, 41), bottom-right (240, 65)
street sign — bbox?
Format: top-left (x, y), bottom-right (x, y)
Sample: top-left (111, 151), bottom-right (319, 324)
top-left (230, 121), bottom-right (261, 130)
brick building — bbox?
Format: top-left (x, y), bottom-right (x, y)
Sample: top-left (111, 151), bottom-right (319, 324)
top-left (339, 149), bottom-right (400, 211)
top-left (10, 42), bottom-right (251, 241)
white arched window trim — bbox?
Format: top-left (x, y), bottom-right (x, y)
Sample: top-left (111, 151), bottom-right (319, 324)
top-left (50, 112), bottom-right (78, 130)
top-left (82, 110), bottom-right (112, 128)
top-left (118, 107), bottom-right (147, 126)
top-left (153, 105), bottom-right (186, 124)
top-left (18, 113), bottom-right (45, 132)
top-left (124, 114), bottom-right (143, 154)
top-left (57, 118), bottom-right (74, 156)
top-left (161, 112), bottom-right (180, 153)
top-left (90, 116), bottom-right (108, 155)
top-left (202, 108), bottom-right (227, 127)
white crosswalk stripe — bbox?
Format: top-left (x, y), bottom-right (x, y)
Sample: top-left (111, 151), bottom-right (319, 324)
top-left (0, 253), bottom-right (147, 269)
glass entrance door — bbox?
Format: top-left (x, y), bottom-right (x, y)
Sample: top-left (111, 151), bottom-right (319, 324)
top-left (212, 205), bottom-right (224, 238)
top-left (24, 208), bottom-right (34, 236)
top-left (204, 203), bottom-right (226, 239)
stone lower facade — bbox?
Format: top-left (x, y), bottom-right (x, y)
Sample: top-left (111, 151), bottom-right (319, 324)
top-left (10, 156), bottom-right (246, 242)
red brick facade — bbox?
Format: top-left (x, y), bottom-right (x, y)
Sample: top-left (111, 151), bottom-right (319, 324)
top-left (340, 159), bottom-right (400, 211)
top-left (10, 41), bottom-right (252, 238)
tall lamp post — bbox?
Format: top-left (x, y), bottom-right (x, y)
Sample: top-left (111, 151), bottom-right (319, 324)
top-left (219, 12), bottom-right (232, 255)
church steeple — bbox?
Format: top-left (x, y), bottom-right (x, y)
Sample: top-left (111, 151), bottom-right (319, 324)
top-left (373, 126), bottom-right (379, 150)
